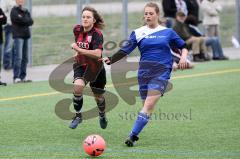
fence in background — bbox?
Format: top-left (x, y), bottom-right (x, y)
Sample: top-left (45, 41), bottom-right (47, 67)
top-left (26, 0), bottom-right (152, 66)
top-left (236, 0), bottom-right (240, 42)
top-left (24, 0), bottom-right (237, 66)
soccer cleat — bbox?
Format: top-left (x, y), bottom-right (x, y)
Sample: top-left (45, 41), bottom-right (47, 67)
top-left (99, 112), bottom-right (108, 129)
top-left (125, 135), bottom-right (139, 147)
top-left (69, 113), bottom-right (82, 129)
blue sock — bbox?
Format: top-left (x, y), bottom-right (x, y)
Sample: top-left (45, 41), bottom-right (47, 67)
top-left (129, 112), bottom-right (150, 137)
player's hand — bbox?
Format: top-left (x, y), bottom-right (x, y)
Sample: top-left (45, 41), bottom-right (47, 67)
top-left (104, 57), bottom-right (111, 65)
top-left (178, 57), bottom-right (188, 70)
top-left (99, 57), bottom-right (111, 65)
top-left (71, 43), bottom-right (78, 50)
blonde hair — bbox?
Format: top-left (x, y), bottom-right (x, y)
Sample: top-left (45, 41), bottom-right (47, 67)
top-left (144, 2), bottom-right (161, 24)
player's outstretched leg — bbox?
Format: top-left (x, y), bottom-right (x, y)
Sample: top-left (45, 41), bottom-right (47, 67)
top-left (125, 134), bottom-right (139, 147)
top-left (97, 97), bottom-right (108, 129)
top-left (124, 112), bottom-right (149, 147)
top-left (69, 95), bottom-right (83, 129)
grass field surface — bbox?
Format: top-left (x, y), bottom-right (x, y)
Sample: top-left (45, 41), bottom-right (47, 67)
top-left (0, 60), bottom-right (240, 158)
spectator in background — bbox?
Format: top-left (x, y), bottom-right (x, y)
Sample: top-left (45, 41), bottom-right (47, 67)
top-left (0, 7), bottom-right (7, 86)
top-left (160, 16), bottom-right (194, 70)
top-left (171, 48), bottom-right (194, 70)
top-left (185, 15), bottom-right (228, 60)
top-left (0, 0), bottom-right (15, 70)
top-left (162, 0), bottom-right (188, 28)
top-left (184, 0), bottom-right (201, 22)
top-left (11, 0), bottom-right (33, 83)
top-left (0, 7), bottom-right (6, 54)
top-left (173, 11), bottom-right (209, 62)
top-left (200, 0), bottom-right (222, 37)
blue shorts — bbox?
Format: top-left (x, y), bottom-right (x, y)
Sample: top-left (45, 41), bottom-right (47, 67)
top-left (138, 69), bottom-right (171, 100)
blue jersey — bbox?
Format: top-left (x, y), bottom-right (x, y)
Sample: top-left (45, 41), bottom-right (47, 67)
top-left (120, 25), bottom-right (185, 80)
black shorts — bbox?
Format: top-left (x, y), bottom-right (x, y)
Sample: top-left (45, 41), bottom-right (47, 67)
top-left (73, 63), bottom-right (106, 94)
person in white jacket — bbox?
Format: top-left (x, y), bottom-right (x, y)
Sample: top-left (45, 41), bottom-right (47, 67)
top-left (0, 0), bottom-right (16, 70)
top-left (200, 0), bottom-right (222, 37)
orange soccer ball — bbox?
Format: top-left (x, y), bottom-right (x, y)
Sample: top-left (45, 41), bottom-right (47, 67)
top-left (83, 134), bottom-right (106, 157)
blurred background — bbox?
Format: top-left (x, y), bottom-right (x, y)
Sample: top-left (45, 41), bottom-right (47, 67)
top-left (23, 0), bottom-right (238, 66)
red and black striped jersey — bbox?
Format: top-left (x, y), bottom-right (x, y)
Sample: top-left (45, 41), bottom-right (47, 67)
top-left (73, 25), bottom-right (104, 71)
top-left (73, 25), bottom-right (103, 51)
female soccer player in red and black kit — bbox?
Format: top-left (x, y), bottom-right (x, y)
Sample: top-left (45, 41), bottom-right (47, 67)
top-left (69, 6), bottom-right (107, 129)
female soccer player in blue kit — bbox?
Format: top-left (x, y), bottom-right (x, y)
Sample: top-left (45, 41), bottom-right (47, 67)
top-left (104, 2), bottom-right (188, 146)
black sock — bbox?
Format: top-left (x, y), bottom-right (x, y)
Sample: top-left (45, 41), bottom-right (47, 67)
top-left (97, 97), bottom-right (105, 117)
top-left (73, 95), bottom-right (83, 114)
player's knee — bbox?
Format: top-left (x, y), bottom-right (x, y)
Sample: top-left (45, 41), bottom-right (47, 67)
top-left (73, 87), bottom-right (83, 96)
top-left (73, 81), bottom-right (85, 95)
top-left (74, 79), bottom-right (85, 86)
